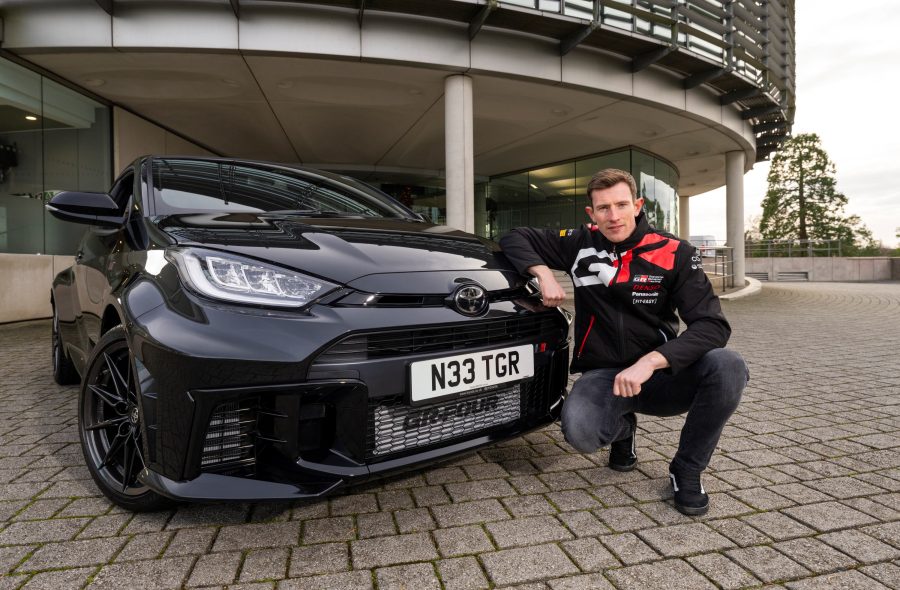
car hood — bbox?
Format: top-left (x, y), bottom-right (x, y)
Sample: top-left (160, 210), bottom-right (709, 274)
top-left (155, 213), bottom-right (521, 290)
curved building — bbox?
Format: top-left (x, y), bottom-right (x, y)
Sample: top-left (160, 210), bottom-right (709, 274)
top-left (0, 0), bottom-right (794, 321)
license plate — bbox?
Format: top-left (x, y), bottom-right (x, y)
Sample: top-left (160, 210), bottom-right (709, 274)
top-left (409, 344), bottom-right (534, 403)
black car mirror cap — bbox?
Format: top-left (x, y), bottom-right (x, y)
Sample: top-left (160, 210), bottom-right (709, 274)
top-left (46, 191), bottom-right (125, 227)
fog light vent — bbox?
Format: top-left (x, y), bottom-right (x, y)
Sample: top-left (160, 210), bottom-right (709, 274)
top-left (201, 400), bottom-right (256, 473)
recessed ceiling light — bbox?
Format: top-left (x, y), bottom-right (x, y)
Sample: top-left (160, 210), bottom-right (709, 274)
top-left (551, 109), bottom-right (568, 116)
top-left (83, 78), bottom-right (105, 87)
top-left (529, 183), bottom-right (538, 189)
top-left (25, 115), bottom-right (37, 121)
top-left (221, 79), bottom-right (240, 87)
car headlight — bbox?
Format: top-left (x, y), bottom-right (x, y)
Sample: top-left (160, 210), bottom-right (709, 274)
top-left (166, 248), bottom-right (338, 308)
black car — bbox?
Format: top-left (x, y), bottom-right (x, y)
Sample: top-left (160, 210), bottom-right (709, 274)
top-left (48, 156), bottom-right (570, 511)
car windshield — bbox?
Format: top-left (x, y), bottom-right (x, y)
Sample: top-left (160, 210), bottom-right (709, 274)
top-left (150, 158), bottom-right (411, 219)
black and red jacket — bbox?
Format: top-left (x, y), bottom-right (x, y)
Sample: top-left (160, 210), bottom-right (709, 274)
top-left (499, 212), bottom-right (730, 375)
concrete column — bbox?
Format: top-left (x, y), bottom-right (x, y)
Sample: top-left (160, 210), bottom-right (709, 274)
top-left (444, 74), bottom-right (474, 233)
top-left (678, 195), bottom-right (690, 240)
top-left (725, 150), bottom-right (746, 287)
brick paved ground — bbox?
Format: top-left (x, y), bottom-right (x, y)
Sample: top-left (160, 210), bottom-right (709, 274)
top-left (1, 281), bottom-right (899, 589)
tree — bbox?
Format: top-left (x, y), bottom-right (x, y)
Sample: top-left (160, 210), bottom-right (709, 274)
top-left (759, 133), bottom-right (874, 253)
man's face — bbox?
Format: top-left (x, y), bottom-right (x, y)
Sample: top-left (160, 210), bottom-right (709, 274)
top-left (585, 182), bottom-right (644, 244)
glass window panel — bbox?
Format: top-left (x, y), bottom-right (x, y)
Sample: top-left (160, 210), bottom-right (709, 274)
top-left (576, 150), bottom-right (631, 202)
top-left (0, 58), bottom-right (45, 254)
top-left (42, 76), bottom-right (111, 255)
top-left (490, 172), bottom-right (529, 238)
top-left (528, 162), bottom-right (575, 232)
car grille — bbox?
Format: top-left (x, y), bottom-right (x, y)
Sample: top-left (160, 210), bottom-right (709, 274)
top-left (366, 365), bottom-right (551, 459)
top-left (200, 400), bottom-right (256, 475)
top-left (314, 313), bottom-right (562, 364)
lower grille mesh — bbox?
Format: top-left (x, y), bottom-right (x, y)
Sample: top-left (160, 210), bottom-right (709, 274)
top-left (201, 400), bottom-right (256, 473)
top-left (366, 365), bottom-right (551, 459)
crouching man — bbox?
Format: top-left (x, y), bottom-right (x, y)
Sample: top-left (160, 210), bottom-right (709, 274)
top-left (499, 168), bottom-right (748, 515)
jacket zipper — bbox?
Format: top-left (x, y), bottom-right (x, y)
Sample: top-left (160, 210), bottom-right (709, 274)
top-left (577, 315), bottom-right (596, 358)
top-left (611, 245), bottom-right (626, 354)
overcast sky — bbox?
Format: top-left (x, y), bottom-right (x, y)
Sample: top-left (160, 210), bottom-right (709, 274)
top-left (689, 0), bottom-right (900, 248)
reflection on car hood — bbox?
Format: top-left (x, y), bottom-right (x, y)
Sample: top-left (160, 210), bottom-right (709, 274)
top-left (155, 214), bottom-right (516, 286)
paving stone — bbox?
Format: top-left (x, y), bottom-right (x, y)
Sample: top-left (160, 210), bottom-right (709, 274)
top-left (545, 490), bottom-right (601, 511)
top-left (376, 562), bottom-right (441, 590)
top-left (0, 518), bottom-right (89, 544)
top-left (785, 570), bottom-right (892, 590)
top-left (445, 479), bottom-right (517, 502)
top-left (301, 517), bottom-right (355, 544)
top-left (729, 486), bottom-right (796, 510)
top-left (351, 532), bottom-right (438, 568)
top-left (164, 526), bottom-right (216, 556)
top-left (394, 507), bottom-right (436, 533)
top-left (637, 523), bottom-right (734, 557)
top-left (411, 486), bottom-right (451, 507)
top-left (502, 494), bottom-right (558, 517)
top-left (862, 521), bottom-right (900, 548)
top-left (166, 504), bottom-right (249, 529)
top-left (376, 490), bottom-right (415, 511)
top-left (560, 537), bottom-right (619, 571)
top-left (20, 566), bottom-right (95, 590)
top-left (355, 511), bottom-right (396, 539)
top-left (485, 515), bottom-right (572, 548)
top-left (783, 501), bottom-right (878, 532)
top-left (330, 493), bottom-right (378, 516)
top-left (210, 522), bottom-right (300, 553)
top-left (76, 514), bottom-right (130, 539)
top-left (599, 533), bottom-right (660, 565)
top-left (687, 552), bottom-right (760, 590)
top-left (433, 525), bottom-right (495, 557)
top-left (19, 536), bottom-right (125, 571)
top-left (88, 556), bottom-right (195, 589)
top-left (437, 556), bottom-right (489, 590)
top-left (431, 499), bottom-right (510, 528)
top-left (595, 506), bottom-right (657, 532)
top-left (858, 562), bottom-right (900, 589)
top-left (288, 542), bottom-right (348, 577)
top-left (239, 547), bottom-right (289, 582)
top-left (606, 558), bottom-right (717, 590)
top-left (726, 545), bottom-right (812, 583)
top-left (547, 573), bottom-right (616, 590)
top-left (480, 543), bottom-right (578, 586)
top-left (774, 536), bottom-right (858, 574)
top-left (557, 510), bottom-right (608, 537)
top-left (819, 529), bottom-right (900, 563)
top-left (188, 551), bottom-right (242, 586)
top-left (741, 511), bottom-right (816, 541)
top-left (278, 570), bottom-right (372, 590)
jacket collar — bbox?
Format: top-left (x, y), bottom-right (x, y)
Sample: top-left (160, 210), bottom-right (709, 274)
top-left (595, 211), bottom-right (651, 251)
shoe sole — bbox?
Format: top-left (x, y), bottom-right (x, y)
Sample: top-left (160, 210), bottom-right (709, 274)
top-left (673, 502), bottom-right (709, 516)
top-left (608, 461), bottom-right (637, 472)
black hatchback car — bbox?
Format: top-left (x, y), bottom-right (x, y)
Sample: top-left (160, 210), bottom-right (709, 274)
top-left (48, 156), bottom-right (570, 511)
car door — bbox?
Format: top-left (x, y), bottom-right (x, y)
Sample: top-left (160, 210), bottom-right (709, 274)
top-left (74, 169), bottom-right (135, 353)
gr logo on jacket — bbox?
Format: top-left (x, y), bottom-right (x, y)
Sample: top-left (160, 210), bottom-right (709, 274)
top-left (499, 212), bottom-right (730, 374)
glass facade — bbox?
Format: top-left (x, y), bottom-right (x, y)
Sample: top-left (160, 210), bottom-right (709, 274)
top-left (484, 148), bottom-right (678, 240)
top-left (0, 57), bottom-right (111, 255)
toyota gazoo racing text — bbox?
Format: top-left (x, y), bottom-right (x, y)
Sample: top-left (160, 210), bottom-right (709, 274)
top-left (48, 156), bottom-right (570, 510)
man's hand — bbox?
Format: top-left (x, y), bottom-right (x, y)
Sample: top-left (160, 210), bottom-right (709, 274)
top-left (614, 351), bottom-right (670, 397)
top-left (527, 264), bottom-right (567, 307)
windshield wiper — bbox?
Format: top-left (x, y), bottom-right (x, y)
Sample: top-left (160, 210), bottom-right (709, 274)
top-left (263, 209), bottom-right (373, 218)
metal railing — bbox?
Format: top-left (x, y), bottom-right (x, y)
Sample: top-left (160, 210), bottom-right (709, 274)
top-left (699, 245), bottom-right (734, 292)
top-left (745, 239), bottom-right (843, 258)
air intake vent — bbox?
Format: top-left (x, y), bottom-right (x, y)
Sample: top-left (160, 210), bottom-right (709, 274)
top-left (314, 313), bottom-right (562, 364)
top-left (201, 400), bottom-right (256, 474)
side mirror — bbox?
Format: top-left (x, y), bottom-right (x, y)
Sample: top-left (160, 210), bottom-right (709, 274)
top-left (46, 191), bottom-right (124, 227)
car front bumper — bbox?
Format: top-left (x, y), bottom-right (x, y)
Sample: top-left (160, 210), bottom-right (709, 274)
top-left (126, 282), bottom-right (569, 501)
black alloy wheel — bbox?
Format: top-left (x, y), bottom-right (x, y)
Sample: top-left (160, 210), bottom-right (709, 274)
top-left (78, 326), bottom-right (171, 511)
top-left (51, 303), bottom-right (80, 385)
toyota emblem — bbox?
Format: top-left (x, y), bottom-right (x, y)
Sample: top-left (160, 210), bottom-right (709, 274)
top-left (451, 284), bottom-right (488, 316)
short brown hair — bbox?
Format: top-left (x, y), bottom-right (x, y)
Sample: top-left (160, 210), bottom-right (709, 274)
top-left (586, 168), bottom-right (637, 203)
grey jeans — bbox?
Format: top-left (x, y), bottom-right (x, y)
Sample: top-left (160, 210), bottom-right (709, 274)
top-left (560, 348), bottom-right (748, 473)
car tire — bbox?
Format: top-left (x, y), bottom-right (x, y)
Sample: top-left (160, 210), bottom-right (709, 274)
top-left (51, 303), bottom-right (80, 385)
top-left (78, 326), bottom-right (172, 512)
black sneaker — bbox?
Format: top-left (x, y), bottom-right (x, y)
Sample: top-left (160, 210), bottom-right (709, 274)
top-left (668, 468), bottom-right (709, 516)
top-left (609, 413), bottom-right (637, 472)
